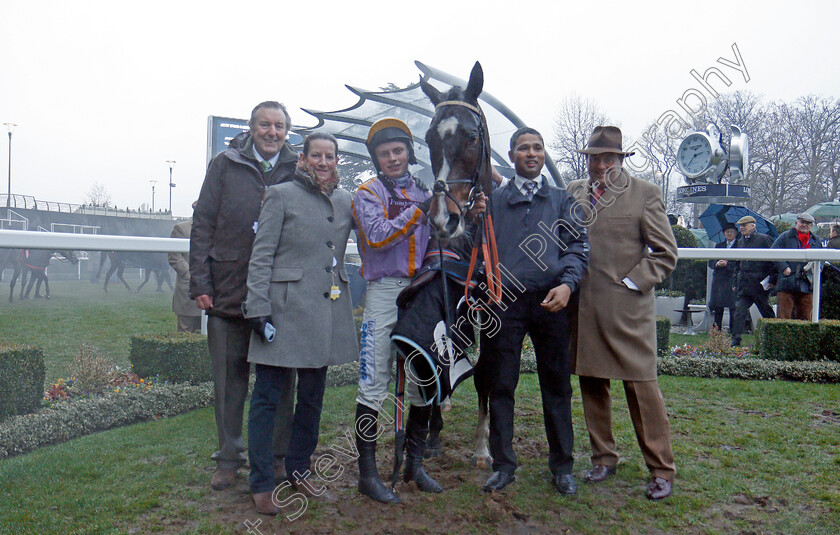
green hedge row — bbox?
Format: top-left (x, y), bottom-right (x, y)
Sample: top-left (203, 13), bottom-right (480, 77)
top-left (658, 355), bottom-right (840, 383)
top-left (0, 345), bottom-right (46, 422)
top-left (129, 332), bottom-right (210, 383)
top-left (755, 319), bottom-right (840, 362)
top-left (0, 382), bottom-right (214, 459)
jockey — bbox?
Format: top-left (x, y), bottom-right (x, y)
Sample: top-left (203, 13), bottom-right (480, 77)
top-left (352, 118), bottom-right (438, 503)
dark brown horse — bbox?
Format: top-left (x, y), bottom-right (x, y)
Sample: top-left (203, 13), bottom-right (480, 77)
top-left (390, 62), bottom-right (497, 471)
top-left (95, 251), bottom-right (173, 293)
top-left (421, 62), bottom-right (492, 240)
top-left (7, 249), bottom-right (78, 301)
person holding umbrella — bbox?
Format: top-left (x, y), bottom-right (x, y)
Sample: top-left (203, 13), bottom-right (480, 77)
top-left (708, 222), bottom-right (739, 332)
top-left (731, 216), bottom-right (776, 347)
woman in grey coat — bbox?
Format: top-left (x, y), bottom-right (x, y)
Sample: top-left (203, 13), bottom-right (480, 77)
top-left (243, 133), bottom-right (358, 515)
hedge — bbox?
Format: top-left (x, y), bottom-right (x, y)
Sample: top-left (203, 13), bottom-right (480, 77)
top-left (821, 320), bottom-right (840, 362)
top-left (0, 345), bottom-right (46, 421)
top-left (130, 332), bottom-right (210, 383)
top-left (0, 382), bottom-right (214, 459)
top-left (656, 316), bottom-right (671, 357)
top-left (658, 355), bottom-right (840, 383)
top-left (755, 319), bottom-right (834, 362)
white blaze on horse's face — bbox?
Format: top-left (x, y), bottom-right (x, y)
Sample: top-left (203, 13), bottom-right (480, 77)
top-left (429, 116), bottom-right (466, 239)
top-left (436, 116), bottom-right (459, 138)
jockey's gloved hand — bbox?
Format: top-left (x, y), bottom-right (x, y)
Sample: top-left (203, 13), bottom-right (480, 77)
top-left (418, 197), bottom-right (434, 214)
top-left (248, 316), bottom-right (276, 343)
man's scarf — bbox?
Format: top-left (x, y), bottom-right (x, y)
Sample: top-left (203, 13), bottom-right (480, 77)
top-left (797, 231), bottom-right (812, 249)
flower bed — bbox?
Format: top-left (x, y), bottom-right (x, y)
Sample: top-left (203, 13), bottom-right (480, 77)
top-left (0, 380), bottom-right (214, 459)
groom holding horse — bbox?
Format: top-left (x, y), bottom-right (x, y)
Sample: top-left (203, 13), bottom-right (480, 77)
top-left (476, 127), bottom-right (589, 495)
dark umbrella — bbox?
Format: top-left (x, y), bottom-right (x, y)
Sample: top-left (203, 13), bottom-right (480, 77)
top-left (700, 204), bottom-right (778, 244)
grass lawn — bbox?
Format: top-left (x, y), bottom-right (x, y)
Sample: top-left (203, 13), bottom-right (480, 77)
top-left (0, 280), bottom-right (174, 383)
top-left (1, 375), bottom-right (838, 534)
top-left (1, 279), bottom-right (837, 533)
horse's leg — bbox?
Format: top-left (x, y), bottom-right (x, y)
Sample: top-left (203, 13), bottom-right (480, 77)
top-left (154, 270), bottom-right (164, 292)
top-left (94, 252), bottom-right (108, 281)
top-left (9, 267), bottom-right (19, 302)
top-left (33, 274), bottom-right (45, 298)
top-left (104, 263), bottom-right (118, 293)
top-left (43, 272), bottom-right (50, 299)
top-left (136, 269), bottom-right (151, 293)
top-left (23, 270), bottom-right (36, 299)
top-left (425, 403), bottom-right (444, 459)
top-left (117, 266), bottom-right (132, 292)
top-left (472, 360), bottom-right (492, 468)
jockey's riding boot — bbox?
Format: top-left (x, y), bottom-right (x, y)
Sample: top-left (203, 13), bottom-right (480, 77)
top-left (404, 404), bottom-right (443, 493)
top-left (355, 403), bottom-right (400, 504)
top-left (425, 404), bottom-right (443, 459)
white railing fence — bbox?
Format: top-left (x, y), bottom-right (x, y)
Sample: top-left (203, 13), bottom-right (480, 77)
top-left (3, 229), bottom-right (840, 321)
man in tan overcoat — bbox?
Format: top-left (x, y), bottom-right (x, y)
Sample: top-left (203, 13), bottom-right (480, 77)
top-left (568, 126), bottom-right (678, 500)
top-left (169, 211), bottom-right (202, 333)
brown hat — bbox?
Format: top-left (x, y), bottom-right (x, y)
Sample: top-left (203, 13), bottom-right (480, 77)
top-left (736, 216), bottom-right (756, 225)
top-left (576, 126), bottom-right (635, 156)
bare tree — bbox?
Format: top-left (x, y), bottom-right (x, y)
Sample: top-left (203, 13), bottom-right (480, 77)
top-left (746, 101), bottom-right (803, 215)
top-left (85, 182), bottom-right (111, 207)
top-left (784, 95), bottom-right (840, 209)
top-left (550, 96), bottom-right (610, 183)
top-left (631, 122), bottom-right (683, 213)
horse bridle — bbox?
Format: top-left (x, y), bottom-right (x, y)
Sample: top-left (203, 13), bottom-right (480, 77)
top-left (432, 100), bottom-right (489, 214)
top-left (432, 99), bottom-right (503, 305)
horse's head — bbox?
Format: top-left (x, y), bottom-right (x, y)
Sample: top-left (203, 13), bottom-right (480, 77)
top-left (421, 61), bottom-right (493, 240)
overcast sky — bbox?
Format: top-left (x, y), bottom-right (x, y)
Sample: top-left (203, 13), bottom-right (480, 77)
top-left (1, 0), bottom-right (837, 217)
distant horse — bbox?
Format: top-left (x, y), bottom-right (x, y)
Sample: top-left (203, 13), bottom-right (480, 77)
top-left (8, 249), bottom-right (79, 301)
top-left (390, 62), bottom-right (498, 471)
top-left (96, 251), bottom-right (173, 293)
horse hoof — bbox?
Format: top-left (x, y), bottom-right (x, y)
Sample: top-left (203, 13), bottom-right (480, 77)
top-left (471, 456), bottom-right (492, 468)
top-left (44, 295), bottom-right (51, 300)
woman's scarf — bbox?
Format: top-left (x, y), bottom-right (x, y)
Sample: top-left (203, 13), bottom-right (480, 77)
top-left (296, 161), bottom-right (339, 195)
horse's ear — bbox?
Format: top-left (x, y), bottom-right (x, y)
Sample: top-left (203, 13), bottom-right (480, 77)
top-left (465, 61), bottom-right (484, 101)
top-left (421, 77), bottom-right (443, 106)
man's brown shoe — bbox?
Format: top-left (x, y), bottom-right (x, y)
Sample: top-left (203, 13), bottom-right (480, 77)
top-left (646, 477), bottom-right (672, 500)
top-left (584, 464), bottom-right (616, 483)
top-left (210, 467), bottom-right (237, 490)
top-left (252, 492), bottom-right (280, 515)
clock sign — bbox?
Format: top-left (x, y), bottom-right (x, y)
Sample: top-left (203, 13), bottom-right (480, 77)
top-left (677, 124), bottom-right (749, 185)
top-left (677, 125), bottom-right (725, 182)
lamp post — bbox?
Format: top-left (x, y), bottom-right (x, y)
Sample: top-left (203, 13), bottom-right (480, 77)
top-left (166, 160), bottom-right (176, 214)
top-left (3, 122), bottom-right (16, 210)
top-left (150, 180), bottom-right (157, 212)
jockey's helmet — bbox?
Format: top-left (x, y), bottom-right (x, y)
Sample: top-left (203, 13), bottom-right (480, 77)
top-left (366, 118), bottom-right (417, 174)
